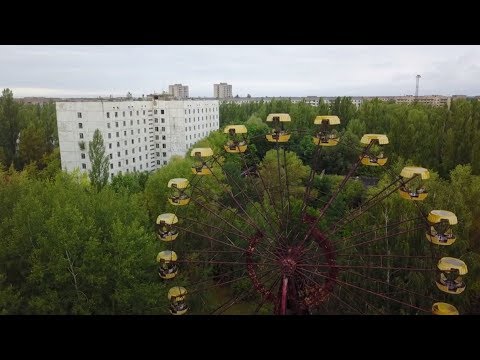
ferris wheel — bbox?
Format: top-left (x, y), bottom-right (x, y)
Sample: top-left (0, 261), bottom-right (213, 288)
top-left (155, 113), bottom-right (468, 315)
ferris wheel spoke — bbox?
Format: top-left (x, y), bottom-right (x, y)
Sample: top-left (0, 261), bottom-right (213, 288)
top-left (334, 283), bottom-right (386, 315)
top-left (253, 275), bottom-right (282, 314)
top-left (212, 155), bottom-right (286, 245)
top-left (294, 142), bottom-right (374, 248)
top-left (297, 267), bottom-right (431, 313)
top-left (214, 269), bottom-right (279, 315)
top-left (328, 176), bottom-right (420, 236)
top-left (188, 178), bottom-right (259, 234)
top-left (328, 216), bottom-right (423, 248)
top-left (344, 269), bottom-right (442, 304)
top-left (325, 225), bottom-right (426, 256)
top-left (176, 215), bottom-right (251, 241)
top-left (173, 223), bottom-right (247, 252)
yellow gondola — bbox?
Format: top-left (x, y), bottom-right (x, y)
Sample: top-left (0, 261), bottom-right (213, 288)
top-left (168, 286), bottom-right (188, 315)
top-left (191, 147), bottom-right (213, 175)
top-left (156, 213), bottom-right (179, 241)
top-left (436, 257), bottom-right (468, 295)
top-left (360, 134), bottom-right (389, 166)
top-left (167, 178), bottom-right (190, 206)
top-left (157, 250), bottom-right (178, 279)
top-left (224, 125), bottom-right (248, 153)
top-left (266, 113), bottom-right (291, 143)
top-left (398, 166), bottom-right (430, 201)
top-left (432, 302), bottom-right (459, 315)
top-left (426, 210), bottom-right (458, 245)
top-left (312, 115), bottom-right (340, 146)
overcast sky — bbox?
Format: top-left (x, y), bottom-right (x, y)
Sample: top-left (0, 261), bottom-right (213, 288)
top-left (1, 45), bottom-right (479, 98)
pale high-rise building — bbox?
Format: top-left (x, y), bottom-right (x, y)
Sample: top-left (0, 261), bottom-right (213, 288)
top-left (168, 84), bottom-right (189, 99)
top-left (214, 83), bottom-right (232, 99)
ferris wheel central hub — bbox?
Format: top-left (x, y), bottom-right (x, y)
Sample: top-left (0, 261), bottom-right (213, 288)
top-left (280, 256), bottom-right (298, 276)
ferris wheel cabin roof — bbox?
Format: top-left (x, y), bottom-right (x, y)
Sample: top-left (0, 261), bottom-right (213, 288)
top-left (168, 178), bottom-right (189, 189)
top-left (428, 210), bottom-right (458, 225)
top-left (157, 250), bottom-right (178, 262)
top-left (400, 166), bottom-right (430, 180)
top-left (224, 125), bottom-right (248, 134)
top-left (437, 257), bottom-right (468, 275)
top-left (168, 286), bottom-right (187, 300)
top-left (156, 213), bottom-right (178, 225)
top-left (266, 113), bottom-right (291, 122)
top-left (191, 147), bottom-right (214, 157)
top-left (314, 115), bottom-right (341, 125)
top-left (360, 134), bottom-right (389, 145)
top-left (432, 302), bottom-right (459, 315)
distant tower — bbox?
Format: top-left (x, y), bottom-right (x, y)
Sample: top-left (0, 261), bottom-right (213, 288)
top-left (415, 75), bottom-right (421, 99)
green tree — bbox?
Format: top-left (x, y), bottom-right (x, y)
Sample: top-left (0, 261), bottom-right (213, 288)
top-left (0, 89), bottom-right (21, 166)
top-left (88, 129), bottom-right (109, 191)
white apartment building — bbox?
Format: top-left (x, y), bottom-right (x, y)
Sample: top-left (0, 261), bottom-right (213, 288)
top-left (56, 99), bottom-right (219, 179)
top-left (168, 84), bottom-right (189, 99)
top-left (214, 83), bottom-right (232, 99)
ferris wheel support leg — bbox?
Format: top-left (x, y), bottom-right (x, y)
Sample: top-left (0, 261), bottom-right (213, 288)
top-left (280, 276), bottom-right (288, 316)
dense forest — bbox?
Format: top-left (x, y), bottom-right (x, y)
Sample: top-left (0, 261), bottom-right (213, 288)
top-left (1, 89), bottom-right (479, 314)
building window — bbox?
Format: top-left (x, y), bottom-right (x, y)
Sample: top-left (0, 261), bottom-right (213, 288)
top-left (124, 140), bottom-right (127, 146)
top-left (118, 161), bottom-right (121, 167)
top-left (111, 173), bottom-right (114, 179)
top-left (163, 161), bottom-right (167, 165)
top-left (110, 164), bottom-right (113, 169)
top-left (161, 110), bottom-right (164, 114)
top-left (154, 118), bottom-right (158, 123)
top-left (155, 135), bottom-right (159, 140)
top-left (117, 142), bottom-right (120, 147)
top-left (78, 123), bottom-right (83, 129)
top-left (116, 132), bottom-right (119, 138)
top-left (156, 144), bottom-right (159, 148)
top-left (161, 127), bottom-right (165, 131)
top-left (115, 122), bottom-right (118, 127)
top-left (117, 151), bottom-right (120, 157)
top-left (139, 155), bottom-right (142, 161)
top-left (79, 133), bottom-right (84, 139)
top-left (143, 119), bottom-right (146, 124)
top-left (157, 160), bottom-right (161, 165)
top-left (143, 110), bottom-right (145, 115)
top-left (107, 112), bottom-right (110, 118)
top-left (136, 111), bottom-right (139, 116)
top-left (123, 111), bottom-right (125, 117)
top-left (126, 159), bottom-right (129, 165)
top-left (145, 145), bottom-right (147, 150)
top-left (163, 152), bottom-right (166, 157)
top-left (162, 144), bottom-right (166, 148)
top-left (115, 112), bottom-right (118, 118)
top-left (140, 164), bottom-right (143, 170)
top-left (108, 143), bottom-right (112, 149)
top-left (133, 158), bottom-right (136, 163)
top-left (155, 127), bottom-right (159, 131)
top-left (81, 153), bottom-right (86, 159)
top-left (137, 129), bottom-right (140, 134)
top-left (137, 120), bottom-right (140, 125)
top-left (131, 139), bottom-right (134, 144)
top-left (133, 166), bottom-right (136, 172)
top-left (130, 111), bottom-right (132, 116)
top-left (109, 154), bottom-right (113, 159)
top-left (132, 148), bottom-right (135, 154)
top-left (154, 110), bottom-right (158, 114)
top-left (162, 135), bottom-right (166, 140)
top-left (124, 131), bottom-right (127, 136)
top-left (107, 123), bottom-right (111, 129)
top-left (125, 150), bottom-right (128, 155)
top-left (161, 118), bottom-right (165, 123)
top-left (77, 112), bottom-right (82, 118)
top-left (108, 133), bottom-right (111, 139)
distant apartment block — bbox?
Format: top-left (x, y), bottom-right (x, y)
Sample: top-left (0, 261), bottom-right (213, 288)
top-left (56, 98), bottom-right (219, 179)
top-left (214, 83), bottom-right (232, 99)
top-left (221, 95), bottom-right (458, 108)
top-left (168, 84), bottom-right (189, 99)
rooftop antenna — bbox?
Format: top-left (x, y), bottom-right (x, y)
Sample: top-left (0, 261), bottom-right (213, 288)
top-left (415, 74), bottom-right (421, 100)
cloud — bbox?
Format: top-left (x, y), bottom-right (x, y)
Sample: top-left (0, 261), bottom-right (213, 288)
top-left (0, 45), bottom-right (479, 97)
